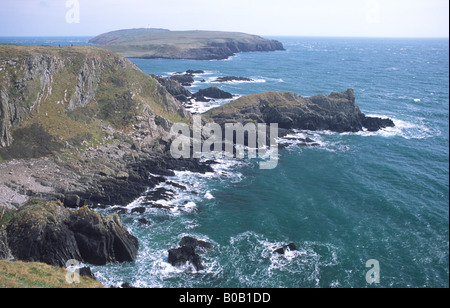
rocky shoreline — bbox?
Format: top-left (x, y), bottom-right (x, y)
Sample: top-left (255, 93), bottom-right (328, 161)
top-left (0, 45), bottom-right (395, 284)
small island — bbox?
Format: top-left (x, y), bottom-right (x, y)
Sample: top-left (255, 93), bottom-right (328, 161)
top-left (89, 28), bottom-right (285, 60)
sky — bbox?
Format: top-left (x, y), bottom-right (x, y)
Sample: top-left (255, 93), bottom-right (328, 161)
top-left (0, 0), bottom-right (448, 38)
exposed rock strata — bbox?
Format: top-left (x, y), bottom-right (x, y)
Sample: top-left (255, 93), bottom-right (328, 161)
top-left (205, 89), bottom-right (394, 134)
top-left (5, 200), bottom-right (139, 266)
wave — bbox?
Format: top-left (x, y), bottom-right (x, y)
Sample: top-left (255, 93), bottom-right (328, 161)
top-left (351, 115), bottom-right (440, 140)
top-left (278, 130), bottom-right (351, 152)
top-left (226, 231), bottom-right (340, 288)
top-left (278, 116), bottom-right (439, 150)
top-left (185, 97), bottom-right (234, 114)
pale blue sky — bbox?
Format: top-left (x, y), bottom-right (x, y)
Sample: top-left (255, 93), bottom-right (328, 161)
top-left (0, 0), bottom-right (448, 37)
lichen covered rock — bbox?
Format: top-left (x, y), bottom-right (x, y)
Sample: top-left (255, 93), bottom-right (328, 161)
top-left (5, 200), bottom-right (139, 266)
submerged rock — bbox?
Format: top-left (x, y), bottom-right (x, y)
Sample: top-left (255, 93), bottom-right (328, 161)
top-left (213, 76), bottom-right (254, 83)
top-left (273, 243), bottom-right (298, 255)
top-left (179, 236), bottom-right (214, 251)
top-left (168, 237), bottom-right (214, 271)
top-left (168, 245), bottom-right (204, 271)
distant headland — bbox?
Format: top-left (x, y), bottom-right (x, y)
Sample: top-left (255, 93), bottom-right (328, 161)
top-left (89, 28), bottom-right (285, 60)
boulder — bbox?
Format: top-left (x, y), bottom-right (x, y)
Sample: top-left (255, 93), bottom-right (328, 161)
top-left (5, 200), bottom-right (139, 267)
top-left (362, 115), bottom-right (395, 132)
top-left (192, 87), bottom-right (233, 100)
top-left (168, 245), bottom-right (204, 271)
top-left (179, 236), bottom-right (213, 251)
top-left (168, 237), bottom-right (214, 271)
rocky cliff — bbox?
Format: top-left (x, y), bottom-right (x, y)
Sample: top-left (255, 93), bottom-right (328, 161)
top-left (204, 89), bottom-right (394, 134)
top-left (0, 45), bottom-right (215, 270)
top-left (4, 200), bottom-right (139, 267)
top-left (0, 45), bottom-right (211, 210)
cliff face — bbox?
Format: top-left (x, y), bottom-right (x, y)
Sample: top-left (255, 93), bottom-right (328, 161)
top-left (0, 45), bottom-right (189, 158)
top-left (0, 45), bottom-right (198, 209)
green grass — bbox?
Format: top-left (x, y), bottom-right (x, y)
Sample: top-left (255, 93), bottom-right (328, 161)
top-left (0, 260), bottom-right (104, 288)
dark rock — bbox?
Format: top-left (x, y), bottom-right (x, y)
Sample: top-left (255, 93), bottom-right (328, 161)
top-left (179, 236), bottom-right (213, 251)
top-left (205, 89), bottom-right (395, 134)
top-left (79, 266), bottom-right (96, 280)
top-left (193, 96), bottom-right (211, 102)
top-left (170, 74), bottom-right (194, 86)
top-left (121, 282), bottom-right (137, 288)
top-left (168, 245), bottom-right (204, 271)
top-left (6, 200), bottom-right (139, 267)
top-left (274, 243), bottom-right (298, 255)
top-left (166, 181), bottom-right (187, 190)
top-left (63, 194), bottom-right (85, 208)
top-left (137, 218), bottom-right (152, 226)
top-left (186, 70), bottom-right (205, 75)
top-left (214, 76), bottom-right (253, 83)
top-left (131, 207), bottom-right (146, 214)
top-left (362, 115), bottom-right (395, 132)
top-left (192, 87), bottom-right (233, 100)
top-left (144, 187), bottom-right (175, 202)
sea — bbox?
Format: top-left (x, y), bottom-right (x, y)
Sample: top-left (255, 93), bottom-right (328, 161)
top-left (1, 36), bottom-right (448, 288)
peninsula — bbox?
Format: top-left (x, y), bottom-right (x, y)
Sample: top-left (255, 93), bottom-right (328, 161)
top-left (89, 28), bottom-right (285, 60)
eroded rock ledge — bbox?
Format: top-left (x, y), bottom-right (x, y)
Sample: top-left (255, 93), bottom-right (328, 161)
top-left (3, 200), bottom-right (139, 267)
top-left (204, 89), bottom-right (395, 134)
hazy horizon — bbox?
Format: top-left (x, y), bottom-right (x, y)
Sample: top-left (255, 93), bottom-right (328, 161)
top-left (0, 0), bottom-right (449, 38)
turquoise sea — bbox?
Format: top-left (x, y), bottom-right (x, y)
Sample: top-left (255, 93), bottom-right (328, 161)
top-left (2, 36), bottom-right (448, 288)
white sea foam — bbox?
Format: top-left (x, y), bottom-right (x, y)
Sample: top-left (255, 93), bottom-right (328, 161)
top-left (353, 115), bottom-right (439, 140)
top-left (278, 115), bottom-right (439, 146)
top-left (186, 97), bottom-right (234, 114)
top-left (227, 231), bottom-right (340, 287)
top-left (204, 191), bottom-right (215, 199)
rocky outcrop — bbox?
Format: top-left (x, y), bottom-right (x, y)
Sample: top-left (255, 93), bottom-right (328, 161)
top-left (168, 236), bottom-right (213, 271)
top-left (168, 245), bottom-right (204, 271)
top-left (213, 76), bottom-right (254, 83)
top-left (170, 74), bottom-right (195, 86)
top-left (273, 243), bottom-right (298, 255)
top-left (152, 75), bottom-right (192, 103)
top-left (205, 89), bottom-right (394, 134)
top-left (0, 45), bottom-right (196, 209)
top-left (192, 87), bottom-right (233, 101)
top-left (5, 200), bottom-right (139, 267)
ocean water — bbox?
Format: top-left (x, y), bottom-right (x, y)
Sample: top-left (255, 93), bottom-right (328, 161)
top-left (2, 37), bottom-right (448, 288)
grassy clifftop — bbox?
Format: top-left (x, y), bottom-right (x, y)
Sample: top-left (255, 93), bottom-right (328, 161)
top-left (0, 45), bottom-right (189, 162)
top-left (89, 28), bottom-right (285, 60)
